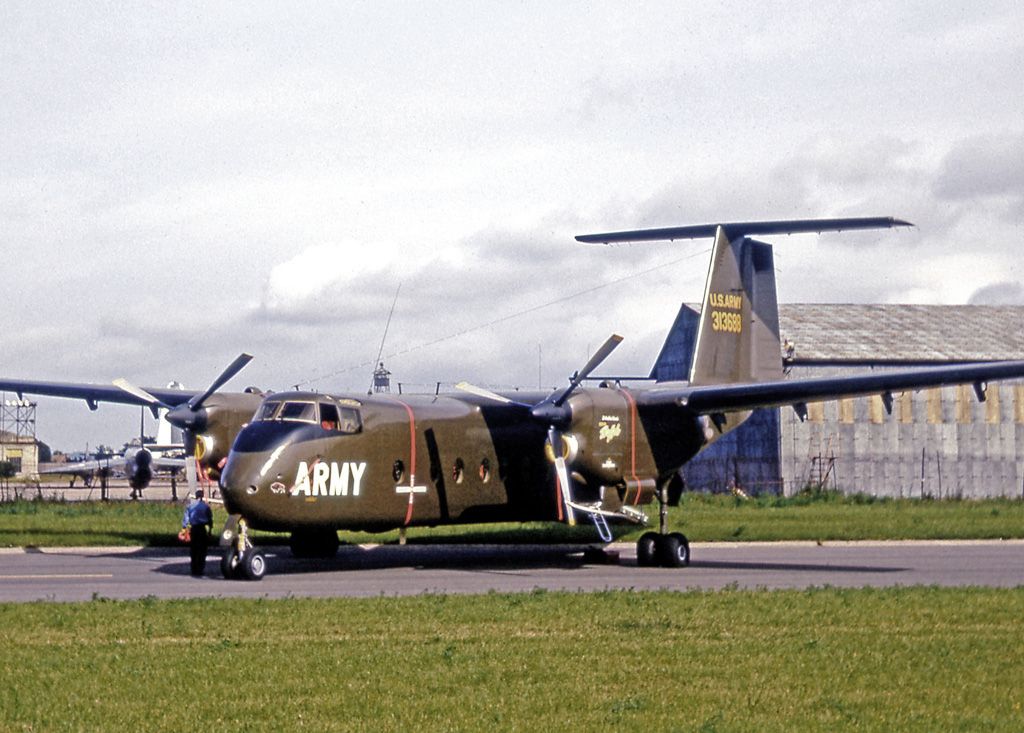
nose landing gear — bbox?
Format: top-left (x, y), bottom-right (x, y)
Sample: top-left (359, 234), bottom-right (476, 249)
top-left (219, 515), bottom-right (266, 581)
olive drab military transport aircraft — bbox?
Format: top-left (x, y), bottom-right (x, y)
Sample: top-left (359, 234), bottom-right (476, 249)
top-left (5, 216), bottom-right (1024, 581)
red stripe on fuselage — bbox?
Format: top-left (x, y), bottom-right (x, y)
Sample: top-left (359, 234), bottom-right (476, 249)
top-left (619, 387), bottom-right (642, 505)
top-left (391, 398), bottom-right (418, 526)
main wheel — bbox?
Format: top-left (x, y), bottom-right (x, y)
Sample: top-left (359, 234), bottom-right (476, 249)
top-left (242, 551), bottom-right (267, 581)
top-left (657, 532), bottom-right (691, 568)
top-left (636, 531), bottom-right (659, 567)
top-left (220, 547), bottom-right (243, 579)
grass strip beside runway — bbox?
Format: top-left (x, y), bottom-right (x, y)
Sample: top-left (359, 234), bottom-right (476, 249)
top-left (3, 492), bottom-right (1024, 548)
top-left (0, 587), bottom-right (1021, 732)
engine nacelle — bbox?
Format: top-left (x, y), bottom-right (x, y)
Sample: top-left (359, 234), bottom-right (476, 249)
top-left (124, 448), bottom-right (153, 490)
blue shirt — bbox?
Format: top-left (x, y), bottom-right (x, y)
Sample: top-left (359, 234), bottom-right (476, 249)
top-left (183, 499), bottom-right (213, 529)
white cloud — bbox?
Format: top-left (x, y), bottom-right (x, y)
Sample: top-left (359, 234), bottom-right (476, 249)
top-left (3, 2), bottom-right (1024, 450)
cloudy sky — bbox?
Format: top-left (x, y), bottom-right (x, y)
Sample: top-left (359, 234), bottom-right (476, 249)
top-left (2, 1), bottom-right (1022, 451)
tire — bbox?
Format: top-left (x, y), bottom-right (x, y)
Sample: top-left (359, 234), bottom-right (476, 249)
top-left (220, 548), bottom-right (241, 579)
top-left (636, 532), bottom-right (659, 567)
top-left (658, 532), bottom-right (690, 568)
top-left (243, 551), bottom-right (267, 581)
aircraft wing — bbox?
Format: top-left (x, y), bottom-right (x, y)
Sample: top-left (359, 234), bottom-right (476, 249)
top-left (152, 455), bottom-right (188, 471)
top-left (38, 458), bottom-right (117, 476)
top-left (638, 361), bottom-right (1024, 414)
top-left (0, 379), bottom-right (198, 411)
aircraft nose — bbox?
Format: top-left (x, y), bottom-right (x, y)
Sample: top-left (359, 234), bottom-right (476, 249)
top-left (221, 444), bottom-right (289, 499)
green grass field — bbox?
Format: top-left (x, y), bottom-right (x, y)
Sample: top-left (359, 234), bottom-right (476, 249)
top-left (2, 491), bottom-right (1024, 548)
top-left (1, 588), bottom-right (1021, 732)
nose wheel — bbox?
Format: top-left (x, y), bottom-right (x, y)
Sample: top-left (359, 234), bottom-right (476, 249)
top-left (219, 516), bottom-right (266, 581)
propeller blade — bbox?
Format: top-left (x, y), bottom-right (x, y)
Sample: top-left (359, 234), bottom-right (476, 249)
top-left (554, 334), bottom-right (623, 406)
top-left (187, 353), bottom-right (253, 411)
top-left (185, 455), bottom-right (198, 496)
top-left (454, 382), bottom-right (531, 408)
top-left (113, 378), bottom-right (166, 407)
top-left (547, 426), bottom-right (576, 526)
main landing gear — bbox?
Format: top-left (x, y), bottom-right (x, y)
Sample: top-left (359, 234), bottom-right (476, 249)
top-left (635, 484), bottom-right (690, 568)
top-left (220, 516), bottom-right (266, 581)
top-left (636, 530), bottom-right (690, 567)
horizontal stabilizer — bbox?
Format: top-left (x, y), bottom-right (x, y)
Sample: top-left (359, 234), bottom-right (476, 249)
top-left (576, 217), bottom-right (912, 244)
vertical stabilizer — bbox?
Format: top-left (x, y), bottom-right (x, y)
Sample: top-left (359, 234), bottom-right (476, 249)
top-left (156, 408), bottom-right (176, 446)
top-left (689, 226), bottom-right (782, 386)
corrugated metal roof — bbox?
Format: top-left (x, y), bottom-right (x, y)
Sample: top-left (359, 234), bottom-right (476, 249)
top-left (778, 304), bottom-right (1024, 362)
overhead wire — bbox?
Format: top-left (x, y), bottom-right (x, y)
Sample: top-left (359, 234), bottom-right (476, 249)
top-left (296, 245), bottom-right (712, 389)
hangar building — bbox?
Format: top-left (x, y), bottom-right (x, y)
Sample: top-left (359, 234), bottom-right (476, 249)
top-left (652, 304), bottom-right (1024, 498)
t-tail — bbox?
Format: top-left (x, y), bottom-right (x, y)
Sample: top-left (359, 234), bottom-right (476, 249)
top-left (577, 216), bottom-right (912, 437)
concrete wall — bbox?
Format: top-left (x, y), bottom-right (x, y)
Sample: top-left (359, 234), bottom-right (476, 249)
top-left (780, 371), bottom-right (1024, 498)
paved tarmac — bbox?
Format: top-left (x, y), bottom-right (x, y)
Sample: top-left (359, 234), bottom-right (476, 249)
top-left (0, 540), bottom-right (1021, 602)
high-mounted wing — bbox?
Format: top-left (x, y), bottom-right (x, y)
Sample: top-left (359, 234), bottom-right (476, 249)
top-left (0, 379), bottom-right (198, 412)
top-left (637, 360), bottom-right (1024, 415)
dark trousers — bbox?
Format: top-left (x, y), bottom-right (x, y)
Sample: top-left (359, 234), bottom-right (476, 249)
top-left (189, 524), bottom-right (210, 576)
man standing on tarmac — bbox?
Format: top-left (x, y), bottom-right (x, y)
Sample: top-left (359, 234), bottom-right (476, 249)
top-left (182, 489), bottom-right (214, 577)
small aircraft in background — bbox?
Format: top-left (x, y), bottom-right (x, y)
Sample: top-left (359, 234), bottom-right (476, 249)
top-left (39, 404), bottom-right (188, 496)
top-left (6, 216), bottom-right (1024, 582)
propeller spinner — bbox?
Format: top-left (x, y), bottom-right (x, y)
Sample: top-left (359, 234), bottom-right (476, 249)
top-left (113, 353), bottom-right (253, 494)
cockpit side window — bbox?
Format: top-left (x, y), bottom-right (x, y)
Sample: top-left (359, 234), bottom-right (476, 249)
top-left (339, 407), bottom-right (361, 434)
top-left (318, 403), bottom-right (361, 433)
top-left (319, 403), bottom-right (341, 431)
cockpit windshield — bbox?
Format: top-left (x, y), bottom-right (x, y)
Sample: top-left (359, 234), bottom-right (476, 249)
top-left (255, 401), bottom-right (281, 421)
top-left (255, 399), bottom-right (361, 434)
top-left (279, 401), bottom-right (317, 422)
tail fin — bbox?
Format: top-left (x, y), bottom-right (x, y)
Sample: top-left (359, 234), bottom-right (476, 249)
top-left (577, 216), bottom-right (912, 386)
top-left (689, 227), bottom-right (782, 386)
top-left (156, 408), bottom-right (175, 447)
top-left (157, 381), bottom-right (186, 446)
